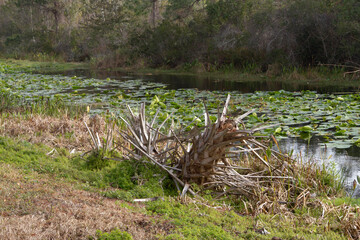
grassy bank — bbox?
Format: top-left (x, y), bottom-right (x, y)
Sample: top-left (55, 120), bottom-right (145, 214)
top-left (0, 58), bottom-right (88, 73)
top-left (0, 129), bottom-right (358, 240)
top-left (2, 58), bottom-right (358, 89)
top-left (104, 60), bottom-right (359, 88)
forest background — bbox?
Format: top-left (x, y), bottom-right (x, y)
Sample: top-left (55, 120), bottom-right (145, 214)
top-left (0, 0), bottom-right (359, 72)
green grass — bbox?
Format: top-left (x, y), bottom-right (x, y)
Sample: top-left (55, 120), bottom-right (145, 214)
top-left (325, 197), bottom-right (360, 207)
top-left (95, 229), bottom-right (133, 240)
top-left (0, 136), bottom-right (176, 197)
top-left (145, 198), bottom-right (346, 240)
top-left (0, 137), bottom-right (103, 187)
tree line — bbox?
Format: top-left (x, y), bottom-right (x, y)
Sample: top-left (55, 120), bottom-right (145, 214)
top-left (0, 0), bottom-right (359, 71)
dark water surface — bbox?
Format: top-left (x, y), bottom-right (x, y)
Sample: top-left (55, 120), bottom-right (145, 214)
top-left (44, 68), bottom-right (360, 93)
top-left (40, 68), bottom-right (360, 196)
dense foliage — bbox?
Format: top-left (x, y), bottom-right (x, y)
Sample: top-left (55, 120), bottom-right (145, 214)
top-left (0, 0), bottom-right (359, 70)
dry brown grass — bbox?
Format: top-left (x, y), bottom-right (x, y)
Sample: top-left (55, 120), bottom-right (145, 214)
top-left (0, 114), bottom-right (108, 152)
top-left (0, 164), bottom-right (172, 240)
top-left (322, 202), bottom-right (360, 240)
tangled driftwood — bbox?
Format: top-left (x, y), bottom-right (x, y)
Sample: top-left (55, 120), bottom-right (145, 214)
top-left (118, 95), bottom-right (295, 200)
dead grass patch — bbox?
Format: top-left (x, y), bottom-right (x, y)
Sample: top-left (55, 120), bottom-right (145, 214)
top-left (0, 163), bottom-right (172, 240)
top-left (0, 114), bottom-right (108, 152)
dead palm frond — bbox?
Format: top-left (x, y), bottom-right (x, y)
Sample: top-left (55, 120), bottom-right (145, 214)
top-left (118, 95), bottom-right (297, 201)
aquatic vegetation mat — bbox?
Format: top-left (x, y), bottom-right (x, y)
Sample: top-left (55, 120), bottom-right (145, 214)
top-left (1, 61), bottom-right (360, 151)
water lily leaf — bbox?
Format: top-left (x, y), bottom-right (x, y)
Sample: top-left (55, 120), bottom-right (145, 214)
top-left (334, 129), bottom-right (347, 136)
top-left (274, 127), bottom-right (282, 134)
top-left (297, 126), bottom-right (313, 132)
top-left (334, 115), bottom-right (342, 121)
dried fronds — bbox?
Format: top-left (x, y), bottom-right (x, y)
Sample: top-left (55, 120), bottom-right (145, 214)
top-left (119, 95), bottom-right (299, 205)
top-left (84, 114), bottom-right (116, 153)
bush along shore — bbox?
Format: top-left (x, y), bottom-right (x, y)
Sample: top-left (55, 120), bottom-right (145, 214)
top-left (1, 0), bottom-right (360, 73)
top-left (1, 60), bottom-right (360, 239)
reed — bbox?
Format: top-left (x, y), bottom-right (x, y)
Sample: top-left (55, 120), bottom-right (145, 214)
top-left (0, 92), bottom-right (86, 118)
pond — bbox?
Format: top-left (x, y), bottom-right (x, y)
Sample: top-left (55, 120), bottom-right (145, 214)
top-left (45, 68), bottom-right (360, 93)
top-left (2, 67), bottom-right (360, 196)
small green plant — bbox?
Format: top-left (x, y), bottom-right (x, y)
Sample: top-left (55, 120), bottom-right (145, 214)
top-left (85, 149), bottom-right (110, 170)
top-left (104, 159), bottom-right (177, 200)
top-left (96, 229), bottom-right (133, 240)
top-left (83, 118), bottom-right (116, 170)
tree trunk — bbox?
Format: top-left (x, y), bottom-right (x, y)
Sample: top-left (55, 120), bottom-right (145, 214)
top-left (150, 0), bottom-right (158, 28)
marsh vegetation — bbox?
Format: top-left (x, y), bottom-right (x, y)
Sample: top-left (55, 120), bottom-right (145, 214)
top-left (0, 60), bottom-right (360, 239)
